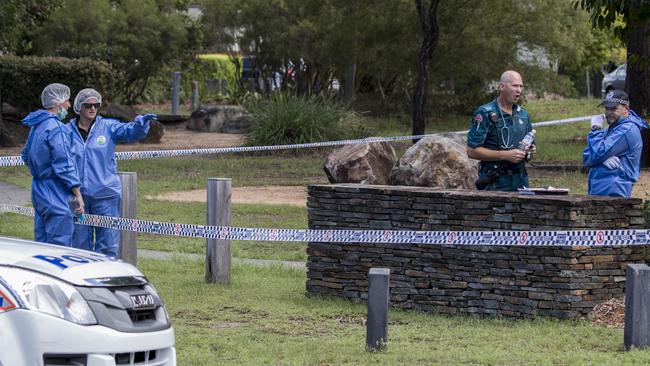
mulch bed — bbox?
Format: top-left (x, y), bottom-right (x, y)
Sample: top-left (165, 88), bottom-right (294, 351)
top-left (588, 297), bottom-right (625, 328)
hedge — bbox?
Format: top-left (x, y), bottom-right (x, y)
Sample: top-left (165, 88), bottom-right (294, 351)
top-left (0, 56), bottom-right (113, 114)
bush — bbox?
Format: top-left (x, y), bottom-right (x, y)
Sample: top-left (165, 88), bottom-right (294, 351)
top-left (137, 54), bottom-right (238, 105)
top-left (245, 93), bottom-right (368, 147)
top-left (0, 56), bottom-right (113, 114)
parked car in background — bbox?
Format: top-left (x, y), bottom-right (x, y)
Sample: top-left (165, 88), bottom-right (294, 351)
top-left (0, 236), bottom-right (176, 366)
top-left (601, 63), bottom-right (626, 97)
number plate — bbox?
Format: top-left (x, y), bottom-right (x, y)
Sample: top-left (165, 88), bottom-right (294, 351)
top-left (130, 294), bottom-right (155, 309)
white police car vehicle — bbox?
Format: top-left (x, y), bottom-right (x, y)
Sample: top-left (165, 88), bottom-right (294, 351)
top-left (0, 236), bottom-right (176, 366)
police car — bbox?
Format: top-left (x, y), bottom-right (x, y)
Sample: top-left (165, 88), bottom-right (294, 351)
top-left (0, 236), bottom-right (176, 366)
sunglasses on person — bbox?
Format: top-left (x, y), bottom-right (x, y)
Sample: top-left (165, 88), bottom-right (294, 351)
top-left (82, 103), bottom-right (101, 110)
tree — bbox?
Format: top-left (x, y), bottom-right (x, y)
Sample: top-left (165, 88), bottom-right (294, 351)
top-left (412, 0), bottom-right (440, 140)
top-left (574, 0), bottom-right (650, 163)
top-left (0, 0), bottom-right (63, 55)
top-left (32, 0), bottom-right (195, 103)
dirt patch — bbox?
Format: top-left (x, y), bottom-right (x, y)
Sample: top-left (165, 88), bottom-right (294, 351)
top-left (632, 169), bottom-right (650, 200)
top-left (0, 121), bottom-right (245, 155)
top-left (147, 186), bottom-right (307, 206)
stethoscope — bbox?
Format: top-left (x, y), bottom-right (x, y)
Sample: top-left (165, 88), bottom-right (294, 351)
top-left (498, 108), bottom-right (513, 149)
top-left (497, 104), bottom-right (522, 149)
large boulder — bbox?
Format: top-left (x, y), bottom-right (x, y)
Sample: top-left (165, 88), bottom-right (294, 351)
top-left (390, 133), bottom-right (478, 189)
top-left (187, 105), bottom-right (250, 133)
top-left (101, 103), bottom-right (164, 143)
top-left (324, 142), bottom-right (398, 185)
top-left (141, 120), bottom-right (165, 144)
top-left (101, 102), bottom-right (138, 121)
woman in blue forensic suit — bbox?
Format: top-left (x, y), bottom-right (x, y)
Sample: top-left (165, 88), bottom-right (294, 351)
top-left (21, 83), bottom-right (85, 246)
top-left (65, 88), bottom-right (156, 257)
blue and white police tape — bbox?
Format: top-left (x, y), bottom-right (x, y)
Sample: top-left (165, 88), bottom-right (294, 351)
top-left (0, 115), bottom-right (597, 167)
top-left (1, 203), bottom-right (647, 246)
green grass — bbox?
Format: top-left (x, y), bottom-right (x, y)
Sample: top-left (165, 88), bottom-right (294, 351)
top-left (0, 98), bottom-right (601, 259)
top-left (138, 201), bottom-right (307, 261)
top-left (142, 257), bottom-right (650, 365)
top-left (0, 98), bottom-right (644, 365)
top-left (119, 154), bottom-right (329, 196)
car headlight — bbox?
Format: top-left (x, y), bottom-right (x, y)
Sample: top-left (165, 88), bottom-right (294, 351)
top-left (0, 266), bottom-right (97, 325)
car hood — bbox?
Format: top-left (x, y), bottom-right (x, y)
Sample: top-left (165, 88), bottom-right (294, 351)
top-left (0, 237), bottom-right (143, 286)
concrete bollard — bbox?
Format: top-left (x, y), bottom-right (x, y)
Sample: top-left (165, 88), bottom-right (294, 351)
top-left (624, 263), bottom-right (650, 350)
top-left (118, 172), bottom-right (137, 265)
top-left (171, 71), bottom-right (181, 115)
top-left (366, 267), bottom-right (390, 351)
top-left (205, 178), bottom-right (231, 283)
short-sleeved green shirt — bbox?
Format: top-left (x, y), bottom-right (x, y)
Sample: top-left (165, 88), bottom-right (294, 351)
top-left (467, 99), bottom-right (533, 191)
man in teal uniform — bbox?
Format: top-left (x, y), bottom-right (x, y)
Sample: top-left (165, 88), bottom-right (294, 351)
top-left (466, 70), bottom-right (535, 191)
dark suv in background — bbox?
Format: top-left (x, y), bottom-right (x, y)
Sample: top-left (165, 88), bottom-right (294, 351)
top-left (601, 63), bottom-right (626, 97)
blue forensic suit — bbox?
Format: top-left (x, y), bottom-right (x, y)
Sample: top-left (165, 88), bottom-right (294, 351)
top-left (467, 99), bottom-right (533, 191)
top-left (65, 116), bottom-right (150, 257)
top-left (583, 110), bottom-right (648, 197)
top-left (21, 110), bottom-right (81, 246)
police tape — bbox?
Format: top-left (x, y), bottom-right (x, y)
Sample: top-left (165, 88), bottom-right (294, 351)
top-left (1, 203), bottom-right (647, 246)
top-left (0, 115), bottom-right (597, 167)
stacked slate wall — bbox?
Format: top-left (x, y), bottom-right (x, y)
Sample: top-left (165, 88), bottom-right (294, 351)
top-left (306, 184), bottom-right (647, 319)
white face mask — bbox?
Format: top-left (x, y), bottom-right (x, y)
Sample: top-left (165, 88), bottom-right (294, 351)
top-left (57, 107), bottom-right (68, 120)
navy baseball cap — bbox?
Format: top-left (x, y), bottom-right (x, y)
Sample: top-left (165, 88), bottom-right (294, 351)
top-left (600, 90), bottom-right (630, 108)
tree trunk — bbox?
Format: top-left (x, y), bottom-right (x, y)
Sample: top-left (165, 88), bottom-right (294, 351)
top-left (411, 0), bottom-right (440, 143)
top-left (344, 60), bottom-right (357, 103)
top-left (0, 88), bottom-right (9, 148)
top-left (627, 14), bottom-right (650, 166)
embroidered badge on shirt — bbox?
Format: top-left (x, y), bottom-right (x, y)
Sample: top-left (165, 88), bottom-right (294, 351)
top-left (489, 112), bottom-right (498, 123)
top-left (474, 114), bottom-right (483, 123)
top-left (96, 135), bottom-right (106, 146)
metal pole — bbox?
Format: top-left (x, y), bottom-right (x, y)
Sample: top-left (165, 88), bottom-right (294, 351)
top-left (118, 172), bottom-right (137, 265)
top-left (205, 178), bottom-right (231, 283)
top-left (366, 267), bottom-right (390, 351)
top-left (191, 81), bottom-right (200, 111)
top-left (624, 263), bottom-right (650, 350)
top-left (172, 71), bottom-right (181, 115)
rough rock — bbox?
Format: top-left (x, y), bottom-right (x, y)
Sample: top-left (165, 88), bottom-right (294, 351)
top-left (101, 102), bottom-right (138, 122)
top-left (187, 105), bottom-right (250, 133)
top-left (390, 133), bottom-right (478, 189)
top-left (324, 142), bottom-right (397, 185)
top-left (141, 120), bottom-right (165, 144)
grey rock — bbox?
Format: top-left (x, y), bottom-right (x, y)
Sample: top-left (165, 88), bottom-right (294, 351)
top-left (324, 142), bottom-right (397, 185)
top-left (187, 105), bottom-right (250, 133)
top-left (389, 134), bottom-right (478, 189)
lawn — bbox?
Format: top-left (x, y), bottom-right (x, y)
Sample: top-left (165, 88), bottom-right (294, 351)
top-left (1, 98), bottom-right (643, 365)
top-left (143, 257), bottom-right (649, 365)
top-left (0, 98), bottom-right (600, 260)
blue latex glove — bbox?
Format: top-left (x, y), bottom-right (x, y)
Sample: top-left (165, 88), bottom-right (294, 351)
top-left (603, 156), bottom-right (621, 170)
top-left (135, 113), bottom-right (157, 124)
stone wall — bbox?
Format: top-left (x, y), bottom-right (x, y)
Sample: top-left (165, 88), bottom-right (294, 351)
top-left (306, 184), bottom-right (648, 319)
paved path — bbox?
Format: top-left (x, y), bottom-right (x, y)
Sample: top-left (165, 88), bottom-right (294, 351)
top-left (138, 249), bottom-right (306, 270)
top-left (0, 181), bottom-right (30, 206)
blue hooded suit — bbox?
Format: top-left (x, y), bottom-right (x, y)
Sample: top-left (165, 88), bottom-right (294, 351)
top-left (21, 110), bottom-right (80, 246)
top-left (64, 115), bottom-right (150, 257)
top-left (583, 110), bottom-right (648, 197)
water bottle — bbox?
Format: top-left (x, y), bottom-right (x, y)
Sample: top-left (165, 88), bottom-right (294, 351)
top-left (518, 129), bottom-right (536, 160)
top-left (68, 196), bottom-right (84, 221)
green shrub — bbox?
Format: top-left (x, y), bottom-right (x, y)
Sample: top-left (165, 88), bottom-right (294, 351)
top-left (245, 93), bottom-right (368, 147)
top-left (137, 54), bottom-right (238, 104)
top-left (0, 56), bottom-right (113, 114)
